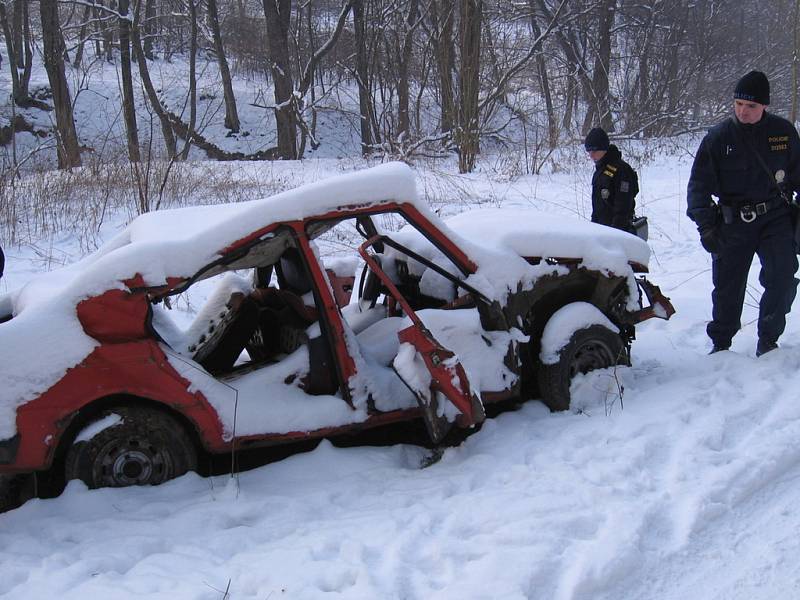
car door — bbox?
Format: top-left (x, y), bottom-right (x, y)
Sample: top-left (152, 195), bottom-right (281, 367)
top-left (358, 239), bottom-right (486, 443)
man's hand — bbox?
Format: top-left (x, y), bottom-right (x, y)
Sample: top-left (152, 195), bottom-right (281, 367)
top-left (700, 226), bottom-right (723, 254)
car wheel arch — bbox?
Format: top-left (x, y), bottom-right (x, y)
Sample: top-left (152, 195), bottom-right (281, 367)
top-left (51, 394), bottom-right (204, 477)
top-left (511, 271), bottom-right (627, 396)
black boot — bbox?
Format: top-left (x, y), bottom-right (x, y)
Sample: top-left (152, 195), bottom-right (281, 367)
top-left (709, 342), bottom-right (730, 354)
top-left (756, 339), bottom-right (778, 357)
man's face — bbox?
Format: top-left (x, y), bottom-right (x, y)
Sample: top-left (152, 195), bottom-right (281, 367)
top-left (587, 150), bottom-right (607, 162)
top-left (734, 99), bottom-right (766, 124)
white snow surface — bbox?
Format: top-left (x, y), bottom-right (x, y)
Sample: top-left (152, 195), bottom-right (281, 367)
top-left (444, 207), bottom-right (650, 267)
top-left (3, 150), bottom-right (800, 600)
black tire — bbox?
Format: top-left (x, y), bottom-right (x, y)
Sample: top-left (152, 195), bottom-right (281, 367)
top-left (64, 406), bottom-right (197, 489)
top-left (0, 474), bottom-right (35, 513)
top-left (537, 324), bottom-right (627, 412)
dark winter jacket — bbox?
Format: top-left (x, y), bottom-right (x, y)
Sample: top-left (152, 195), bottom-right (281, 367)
top-left (0, 244), bottom-right (4, 280)
top-left (591, 144), bottom-right (639, 232)
top-left (687, 113), bottom-right (800, 230)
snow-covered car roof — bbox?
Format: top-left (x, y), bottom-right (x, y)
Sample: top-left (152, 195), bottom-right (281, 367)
top-left (3, 162), bottom-right (650, 320)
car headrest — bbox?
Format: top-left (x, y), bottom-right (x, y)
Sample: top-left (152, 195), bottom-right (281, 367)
top-left (278, 248), bottom-right (312, 295)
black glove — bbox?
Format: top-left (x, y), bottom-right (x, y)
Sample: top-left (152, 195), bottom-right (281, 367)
top-left (699, 226), bottom-right (723, 254)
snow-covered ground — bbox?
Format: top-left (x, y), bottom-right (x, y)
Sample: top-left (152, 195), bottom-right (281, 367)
top-left (2, 145), bottom-right (800, 600)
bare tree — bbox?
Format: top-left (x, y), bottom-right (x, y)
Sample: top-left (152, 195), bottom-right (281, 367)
top-left (40, 0), bottom-right (82, 168)
top-left (0, 0), bottom-right (34, 107)
top-left (429, 0), bottom-right (456, 136)
top-left (397, 0), bottom-right (420, 147)
top-left (528, 3), bottom-right (557, 148)
top-left (352, 0), bottom-right (375, 155)
top-left (262, 0), bottom-right (297, 159)
top-left (457, 0), bottom-right (481, 173)
top-left (118, 0), bottom-right (141, 162)
top-left (207, 0), bottom-right (240, 132)
top-left (180, 0), bottom-right (199, 160)
top-left (131, 1), bottom-right (178, 158)
top-left (583, 0), bottom-right (615, 133)
top-left (294, 1), bottom-right (354, 154)
top-left (142, 0), bottom-right (156, 59)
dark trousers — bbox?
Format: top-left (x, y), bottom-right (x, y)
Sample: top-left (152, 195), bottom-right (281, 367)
top-left (708, 205), bottom-right (798, 346)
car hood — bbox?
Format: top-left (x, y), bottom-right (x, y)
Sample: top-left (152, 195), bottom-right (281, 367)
top-left (443, 207), bottom-right (650, 267)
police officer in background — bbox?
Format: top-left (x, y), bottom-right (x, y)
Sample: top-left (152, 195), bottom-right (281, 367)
top-left (585, 127), bottom-right (639, 233)
top-left (687, 70), bottom-right (800, 356)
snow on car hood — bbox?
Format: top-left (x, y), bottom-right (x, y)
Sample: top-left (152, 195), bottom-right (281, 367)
top-left (0, 162), bottom-right (420, 440)
top-left (391, 206), bottom-right (649, 306)
top-left (443, 208), bottom-right (650, 268)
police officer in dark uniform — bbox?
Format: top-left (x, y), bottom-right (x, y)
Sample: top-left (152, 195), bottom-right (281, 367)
top-left (585, 127), bottom-right (639, 233)
top-left (687, 70), bottom-right (800, 356)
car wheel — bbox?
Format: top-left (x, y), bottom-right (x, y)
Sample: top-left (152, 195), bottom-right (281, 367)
top-left (537, 325), bottom-right (626, 412)
top-left (0, 474), bottom-right (35, 513)
top-left (64, 406), bottom-right (197, 489)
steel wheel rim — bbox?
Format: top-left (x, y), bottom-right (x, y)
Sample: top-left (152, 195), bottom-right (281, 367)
top-left (93, 436), bottom-right (172, 487)
top-left (569, 339), bottom-right (617, 378)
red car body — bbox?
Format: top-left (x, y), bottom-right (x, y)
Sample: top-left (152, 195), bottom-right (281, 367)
top-left (0, 163), bottom-right (673, 491)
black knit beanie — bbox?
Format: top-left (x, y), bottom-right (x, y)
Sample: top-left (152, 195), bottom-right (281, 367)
top-left (584, 127), bottom-right (610, 152)
top-left (734, 71), bottom-right (770, 105)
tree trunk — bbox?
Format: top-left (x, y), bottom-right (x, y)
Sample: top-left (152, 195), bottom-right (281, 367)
top-left (0, 3), bottom-right (21, 102)
top-left (397, 0), bottom-right (419, 146)
top-left (180, 0), bottom-right (199, 160)
top-left (119, 0), bottom-right (141, 162)
top-left (20, 0), bottom-right (31, 93)
top-left (457, 0), bottom-right (482, 173)
top-left (132, 3), bottom-right (177, 158)
top-left (73, 3), bottom-right (92, 68)
top-left (430, 0), bottom-right (455, 136)
top-left (98, 0), bottom-right (114, 62)
top-left (535, 0), bottom-right (590, 134)
top-left (583, 0), bottom-right (615, 133)
top-left (2, 1), bottom-right (37, 107)
top-left (143, 0), bottom-right (156, 60)
top-left (12, 0), bottom-right (23, 69)
top-left (262, 0), bottom-right (297, 160)
top-left (353, 0), bottom-right (374, 155)
top-left (40, 0), bottom-right (82, 168)
top-left (92, 0), bottom-right (102, 59)
top-left (207, 0), bottom-right (240, 132)
top-left (529, 5), bottom-right (556, 149)
top-left (661, 10), bottom-right (687, 135)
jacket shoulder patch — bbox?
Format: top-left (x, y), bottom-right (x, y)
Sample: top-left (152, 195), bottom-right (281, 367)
top-left (620, 180), bottom-right (630, 193)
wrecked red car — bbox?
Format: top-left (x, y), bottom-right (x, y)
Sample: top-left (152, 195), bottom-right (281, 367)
top-left (0, 163), bottom-right (673, 499)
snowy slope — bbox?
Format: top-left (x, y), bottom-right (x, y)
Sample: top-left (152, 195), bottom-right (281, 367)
top-left (2, 151), bottom-right (800, 600)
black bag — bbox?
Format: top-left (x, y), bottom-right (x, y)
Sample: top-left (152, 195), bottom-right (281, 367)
top-left (632, 216), bottom-right (648, 241)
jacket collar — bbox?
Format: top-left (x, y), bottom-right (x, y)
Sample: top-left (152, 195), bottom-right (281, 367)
top-left (596, 144), bottom-right (621, 168)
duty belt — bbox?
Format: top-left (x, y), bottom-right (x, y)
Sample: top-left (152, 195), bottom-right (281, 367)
top-left (720, 197), bottom-right (785, 223)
